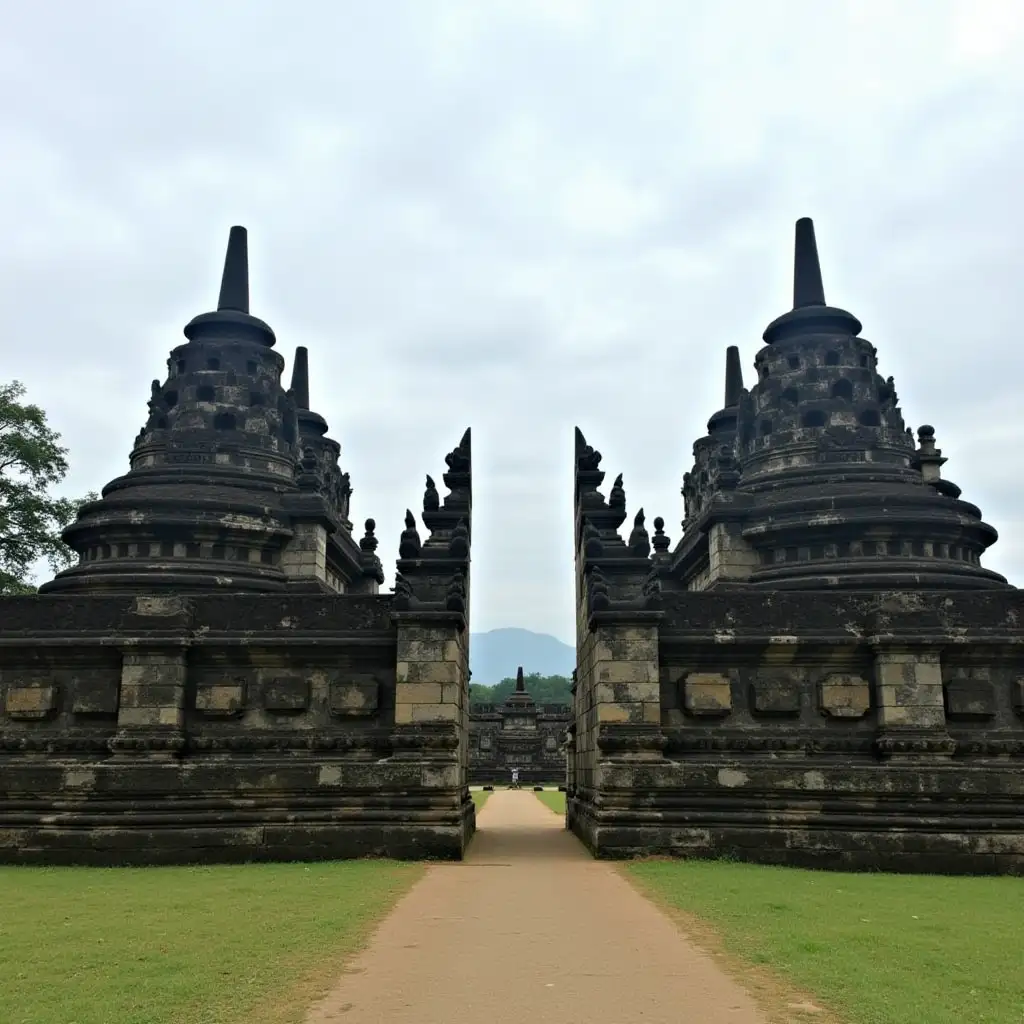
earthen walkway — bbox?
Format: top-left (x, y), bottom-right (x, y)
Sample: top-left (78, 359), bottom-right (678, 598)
top-left (306, 790), bottom-right (769, 1024)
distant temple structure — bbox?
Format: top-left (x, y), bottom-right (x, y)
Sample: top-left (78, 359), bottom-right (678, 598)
top-left (0, 228), bottom-right (475, 864)
top-left (468, 667), bottom-right (570, 784)
top-left (569, 218), bottom-right (1024, 874)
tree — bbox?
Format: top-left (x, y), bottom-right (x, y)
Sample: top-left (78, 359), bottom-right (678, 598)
top-left (470, 672), bottom-right (573, 706)
top-left (0, 381), bottom-right (95, 595)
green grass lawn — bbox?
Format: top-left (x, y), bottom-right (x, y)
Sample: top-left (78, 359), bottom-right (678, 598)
top-left (472, 789), bottom-right (489, 811)
top-left (628, 859), bottom-right (1024, 1024)
top-left (0, 860), bottom-right (422, 1024)
top-left (535, 790), bottom-right (566, 814)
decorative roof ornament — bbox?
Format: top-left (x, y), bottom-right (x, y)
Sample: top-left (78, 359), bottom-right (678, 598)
top-left (724, 345), bottom-right (744, 407)
top-left (651, 516), bottom-right (671, 556)
top-left (761, 218), bottom-right (863, 344)
top-left (290, 346), bottom-right (311, 410)
top-left (183, 226), bottom-right (277, 347)
top-left (398, 510), bottom-right (422, 559)
top-left (424, 475), bottom-right (440, 513)
top-left (628, 509), bottom-right (651, 558)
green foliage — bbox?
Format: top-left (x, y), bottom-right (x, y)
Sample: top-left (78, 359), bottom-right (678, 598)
top-left (0, 381), bottom-right (96, 595)
top-left (470, 672), bottom-right (572, 706)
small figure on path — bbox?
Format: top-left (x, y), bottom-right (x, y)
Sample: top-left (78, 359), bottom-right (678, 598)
top-left (510, 767), bottom-right (520, 789)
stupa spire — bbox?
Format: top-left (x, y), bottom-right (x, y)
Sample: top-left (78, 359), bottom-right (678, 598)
top-left (515, 666), bottom-right (525, 692)
top-left (291, 346), bottom-right (310, 411)
top-left (762, 217), bottom-right (862, 344)
top-left (182, 225), bottom-right (277, 347)
top-left (724, 346), bottom-right (744, 407)
top-left (793, 217), bottom-right (825, 308)
top-left (217, 226), bottom-right (249, 313)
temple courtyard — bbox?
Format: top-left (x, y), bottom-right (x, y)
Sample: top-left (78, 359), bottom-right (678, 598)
top-left (1, 793), bottom-right (1021, 1024)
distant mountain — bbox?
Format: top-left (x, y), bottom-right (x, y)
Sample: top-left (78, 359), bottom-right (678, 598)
top-left (469, 628), bottom-right (575, 684)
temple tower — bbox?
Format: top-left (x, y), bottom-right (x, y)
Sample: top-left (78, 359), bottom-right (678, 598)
top-left (673, 217), bottom-right (1007, 591)
top-left (42, 227), bottom-right (383, 595)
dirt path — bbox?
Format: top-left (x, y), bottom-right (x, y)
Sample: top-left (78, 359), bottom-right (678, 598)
top-left (305, 790), bottom-right (769, 1023)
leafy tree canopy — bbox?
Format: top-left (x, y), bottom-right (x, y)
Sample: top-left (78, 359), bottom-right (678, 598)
top-left (470, 672), bottom-right (572, 707)
top-left (0, 381), bottom-right (96, 595)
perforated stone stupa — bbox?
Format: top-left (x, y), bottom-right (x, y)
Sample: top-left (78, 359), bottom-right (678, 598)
top-left (43, 227), bottom-right (382, 596)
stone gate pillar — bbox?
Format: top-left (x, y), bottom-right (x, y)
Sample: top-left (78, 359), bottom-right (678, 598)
top-left (570, 428), bottom-right (666, 852)
top-left (388, 428), bottom-right (473, 855)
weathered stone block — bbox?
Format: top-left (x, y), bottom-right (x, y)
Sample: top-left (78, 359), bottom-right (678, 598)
top-left (195, 681), bottom-right (246, 717)
top-left (1014, 678), bottom-right (1024, 716)
top-left (441, 683), bottom-right (463, 705)
top-left (329, 680), bottom-right (379, 716)
top-left (592, 636), bottom-right (659, 664)
top-left (877, 702), bottom-right (946, 729)
top-left (396, 682), bottom-right (442, 704)
top-left (876, 653), bottom-right (945, 729)
top-left (263, 678), bottom-right (309, 712)
top-left (819, 673), bottom-right (871, 718)
top-left (411, 703), bottom-right (458, 723)
top-left (121, 684), bottom-right (184, 709)
top-left (442, 639), bottom-right (464, 663)
top-left (396, 638), bottom-right (445, 663)
top-left (71, 678), bottom-right (119, 716)
top-left (876, 654), bottom-right (942, 689)
top-left (594, 681), bottom-right (660, 704)
top-left (750, 676), bottom-right (801, 715)
top-left (595, 661), bottom-right (658, 685)
top-left (597, 702), bottom-right (639, 724)
top-left (119, 706), bottom-right (182, 728)
top-left (4, 684), bottom-right (57, 720)
top-left (397, 660), bottom-right (460, 685)
top-left (121, 658), bottom-right (184, 688)
top-left (682, 673), bottom-right (731, 717)
top-left (944, 671), bottom-right (996, 720)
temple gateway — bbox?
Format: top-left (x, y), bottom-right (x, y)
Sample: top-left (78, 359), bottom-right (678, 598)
top-left (1, 218), bottom-right (1022, 873)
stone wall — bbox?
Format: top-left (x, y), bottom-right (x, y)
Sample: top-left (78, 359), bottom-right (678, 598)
top-left (569, 589), bottom-right (1024, 874)
top-left (0, 592), bottom-right (474, 865)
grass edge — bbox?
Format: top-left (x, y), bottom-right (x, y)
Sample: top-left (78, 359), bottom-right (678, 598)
top-left (619, 862), bottom-right (848, 1024)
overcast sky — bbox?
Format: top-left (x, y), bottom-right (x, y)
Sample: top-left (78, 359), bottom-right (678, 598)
top-left (3, 1), bottom-right (1023, 643)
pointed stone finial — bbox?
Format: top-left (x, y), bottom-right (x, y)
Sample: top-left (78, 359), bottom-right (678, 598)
top-left (516, 666), bottom-right (525, 692)
top-left (652, 516), bottom-right (671, 556)
top-left (628, 509), bottom-right (651, 558)
top-left (423, 474), bottom-right (440, 512)
top-left (398, 510), bottom-right (422, 559)
top-left (724, 346), bottom-right (743, 407)
top-left (290, 346), bottom-right (310, 410)
top-left (793, 217), bottom-right (825, 308)
top-left (762, 218), bottom-right (862, 344)
top-left (359, 518), bottom-right (378, 554)
top-left (217, 226), bottom-right (250, 313)
top-left (183, 226), bottom-right (277, 347)
top-left (609, 473), bottom-right (625, 508)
